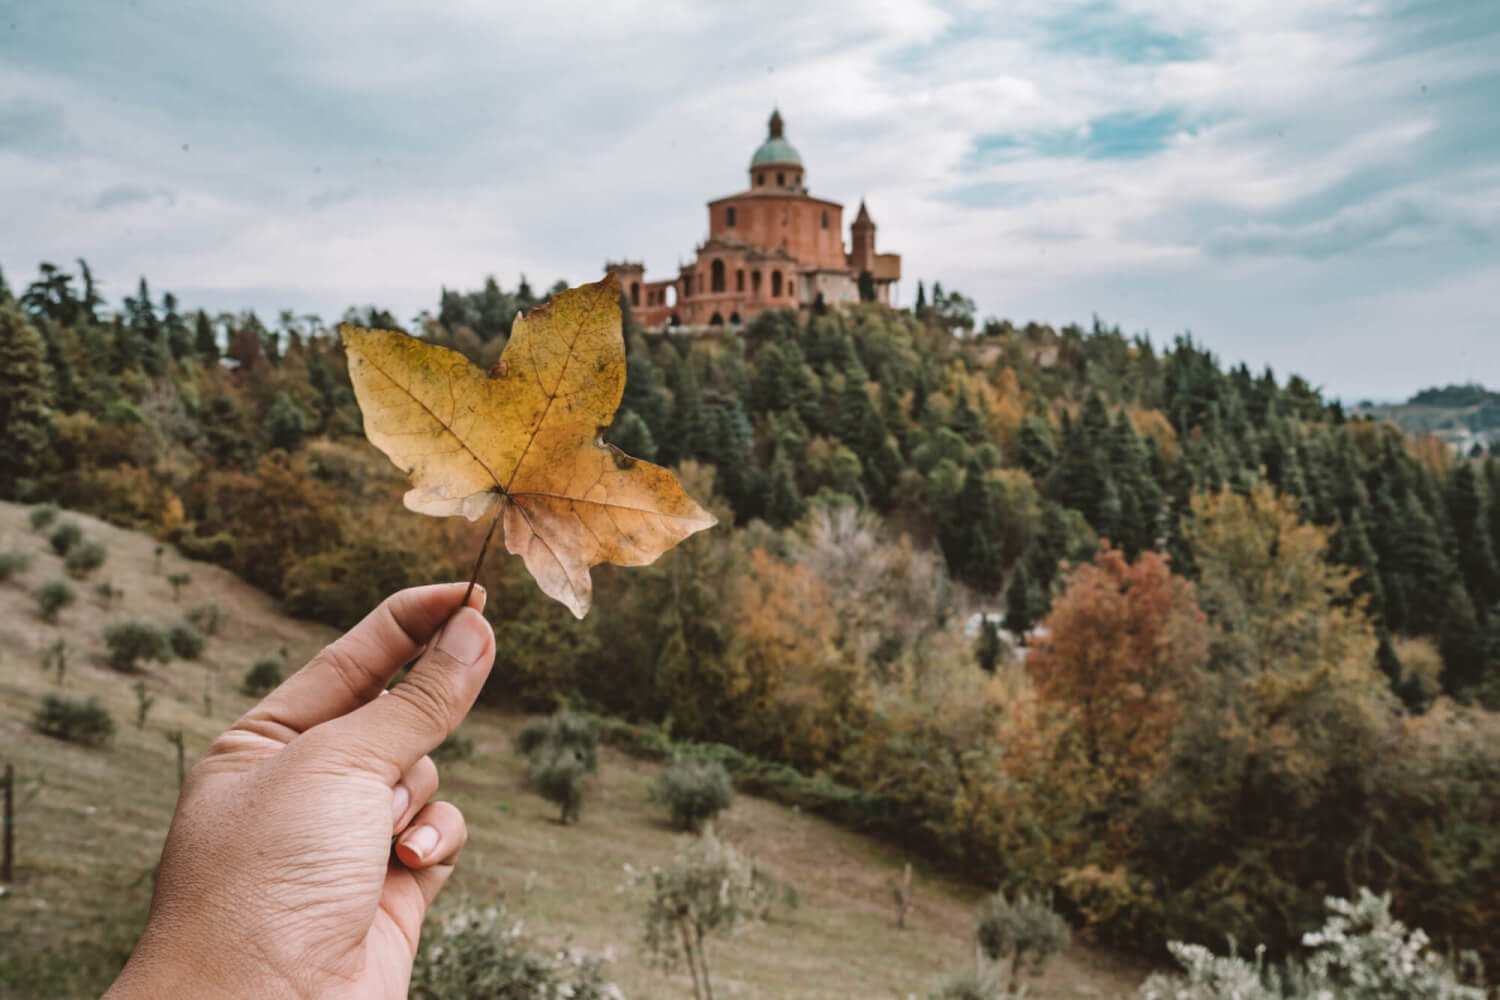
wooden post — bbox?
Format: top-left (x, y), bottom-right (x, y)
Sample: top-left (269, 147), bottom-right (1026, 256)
top-left (3, 763), bottom-right (14, 883)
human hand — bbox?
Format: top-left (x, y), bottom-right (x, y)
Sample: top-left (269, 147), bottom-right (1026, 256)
top-left (104, 583), bottom-right (496, 1000)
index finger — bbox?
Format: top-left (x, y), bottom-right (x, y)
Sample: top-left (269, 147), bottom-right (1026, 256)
top-left (239, 583), bottom-right (484, 736)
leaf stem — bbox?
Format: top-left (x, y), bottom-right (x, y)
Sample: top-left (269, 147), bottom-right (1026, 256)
top-left (438, 504), bottom-right (503, 635)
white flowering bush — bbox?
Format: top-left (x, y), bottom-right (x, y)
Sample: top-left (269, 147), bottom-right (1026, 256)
top-left (409, 900), bottom-right (622, 1000)
top-left (1138, 889), bottom-right (1488, 1000)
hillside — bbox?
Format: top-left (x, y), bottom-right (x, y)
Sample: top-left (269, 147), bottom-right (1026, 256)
top-left (0, 501), bottom-right (1144, 999)
top-left (1356, 382), bottom-right (1500, 451)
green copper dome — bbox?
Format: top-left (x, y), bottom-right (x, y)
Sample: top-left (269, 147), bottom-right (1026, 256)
top-left (750, 109), bottom-right (801, 168)
top-left (750, 136), bottom-right (801, 167)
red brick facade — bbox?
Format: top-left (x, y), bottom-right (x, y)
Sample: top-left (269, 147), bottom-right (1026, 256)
top-left (606, 110), bottom-right (901, 330)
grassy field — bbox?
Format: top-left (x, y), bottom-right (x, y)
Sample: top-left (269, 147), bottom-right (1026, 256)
top-left (0, 501), bottom-right (1146, 998)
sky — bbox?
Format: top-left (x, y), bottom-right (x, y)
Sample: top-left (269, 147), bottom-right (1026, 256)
top-left (1, 0), bottom-right (1496, 403)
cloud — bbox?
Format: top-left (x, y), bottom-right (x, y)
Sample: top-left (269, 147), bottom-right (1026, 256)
top-left (85, 183), bottom-right (175, 212)
top-left (1205, 196), bottom-right (1498, 259)
top-left (0, 97), bottom-right (76, 158)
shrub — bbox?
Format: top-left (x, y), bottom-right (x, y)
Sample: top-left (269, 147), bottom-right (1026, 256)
top-left (185, 602), bottom-right (223, 636)
top-left (0, 549), bottom-right (31, 581)
top-left (928, 969), bottom-right (1011, 1000)
top-left (33, 579), bottom-right (76, 622)
top-left (102, 620), bottom-right (171, 671)
top-left (132, 680), bottom-right (156, 729)
top-left (32, 695), bottom-right (115, 746)
top-left (175, 531), bottom-right (236, 564)
top-left (513, 711), bottom-right (598, 770)
top-left (242, 657), bottom-right (284, 696)
top-left (168, 622), bottom-right (206, 659)
top-left (974, 892), bottom-right (1070, 993)
top-left (639, 831), bottom-right (775, 1000)
top-left (49, 520), bottom-right (82, 555)
top-left (651, 756), bottom-right (734, 830)
top-left (530, 748), bottom-right (587, 824)
top-left (63, 539), bottom-right (108, 578)
top-left (94, 580), bottom-right (122, 605)
top-left (409, 901), bottom-right (617, 1000)
top-left (29, 502), bottom-right (60, 531)
top-left (166, 571), bottom-right (191, 600)
top-left (432, 730), bottom-right (475, 763)
top-left (1137, 890), bottom-right (1486, 1000)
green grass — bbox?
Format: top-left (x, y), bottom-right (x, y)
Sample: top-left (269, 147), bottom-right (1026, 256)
top-left (0, 501), bottom-right (1146, 998)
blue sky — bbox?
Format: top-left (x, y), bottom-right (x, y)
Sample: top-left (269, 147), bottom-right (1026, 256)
top-left (1, 0), bottom-right (1496, 402)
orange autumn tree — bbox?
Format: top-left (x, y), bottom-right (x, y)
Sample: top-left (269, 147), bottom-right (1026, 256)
top-left (1024, 546), bottom-right (1210, 820)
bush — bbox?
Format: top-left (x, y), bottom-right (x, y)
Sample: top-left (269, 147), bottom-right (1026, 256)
top-left (1137, 890), bottom-right (1486, 1000)
top-left (33, 579), bottom-right (76, 622)
top-left (185, 602), bottom-right (223, 636)
top-left (928, 969), bottom-right (1011, 1000)
top-left (409, 901), bottom-right (617, 1000)
top-left (974, 892), bottom-right (1070, 993)
top-left (432, 730), bottom-right (475, 763)
top-left (63, 539), bottom-right (108, 578)
top-left (514, 711), bottom-right (598, 770)
top-left (242, 657), bottom-right (284, 696)
top-left (102, 620), bottom-right (171, 671)
top-left (530, 748), bottom-right (587, 824)
top-left (32, 695), bottom-right (115, 746)
top-left (166, 571), bottom-right (191, 600)
top-left (29, 502), bottom-right (60, 531)
top-left (49, 520), bottom-right (82, 555)
top-left (651, 756), bottom-right (734, 830)
top-left (176, 531), bottom-right (237, 564)
top-left (94, 580), bottom-right (122, 605)
top-left (0, 549), bottom-right (31, 581)
top-left (168, 622), bottom-right (206, 659)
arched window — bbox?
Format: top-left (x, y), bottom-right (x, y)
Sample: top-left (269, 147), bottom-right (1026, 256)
top-left (788, 280), bottom-right (795, 298)
top-left (669, 312), bottom-right (681, 327)
top-left (771, 270), bottom-right (783, 297)
top-left (711, 259), bottom-right (725, 293)
top-left (630, 282), bottom-right (640, 307)
top-left (821, 210), bottom-right (829, 229)
top-left (752, 270), bottom-right (762, 296)
top-left (776, 171), bottom-right (784, 186)
top-left (665, 285), bottom-right (677, 307)
top-left (729, 312), bottom-right (741, 325)
top-left (726, 206), bottom-right (736, 227)
top-left (757, 172), bottom-right (765, 186)
top-left (681, 278), bottom-right (690, 299)
top-left (709, 312), bottom-right (724, 326)
top-left (736, 269), bottom-right (745, 292)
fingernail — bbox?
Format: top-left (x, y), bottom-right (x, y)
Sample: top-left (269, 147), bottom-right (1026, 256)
top-left (436, 608), bottom-right (489, 664)
top-left (472, 584), bottom-right (487, 613)
top-left (402, 824), bottom-right (439, 861)
top-left (391, 784), bottom-right (410, 826)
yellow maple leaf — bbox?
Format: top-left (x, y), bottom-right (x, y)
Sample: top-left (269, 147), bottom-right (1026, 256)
top-left (340, 274), bottom-right (717, 618)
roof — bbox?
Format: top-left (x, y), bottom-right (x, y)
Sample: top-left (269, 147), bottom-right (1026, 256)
top-left (751, 136), bottom-right (802, 167)
top-left (853, 199), bottom-right (874, 227)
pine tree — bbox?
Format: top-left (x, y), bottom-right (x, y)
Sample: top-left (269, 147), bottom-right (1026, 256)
top-left (0, 303), bottom-right (53, 496)
top-left (1393, 493), bottom-right (1458, 636)
top-left (607, 408), bottom-right (657, 462)
top-left (765, 445), bottom-right (805, 528)
top-left (976, 617), bottom-right (1003, 672)
top-left (1004, 561), bottom-right (1040, 637)
top-left (914, 281), bottom-right (926, 316)
top-left (194, 310), bottom-right (219, 363)
top-left (1438, 583), bottom-right (1487, 697)
top-left (1446, 464), bottom-right (1500, 610)
top-left (163, 291), bottom-right (192, 360)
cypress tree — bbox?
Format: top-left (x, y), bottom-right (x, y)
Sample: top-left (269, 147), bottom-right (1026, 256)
top-left (0, 303), bottom-right (53, 496)
top-left (1004, 561), bottom-right (1041, 636)
top-left (765, 444), bottom-right (805, 528)
top-left (194, 310), bottom-right (219, 364)
top-left (914, 281), bottom-right (926, 316)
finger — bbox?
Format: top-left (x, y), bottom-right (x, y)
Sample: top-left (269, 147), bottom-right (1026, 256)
top-left (322, 606), bottom-right (494, 781)
top-left (381, 801), bottom-right (467, 954)
top-left (244, 583), bottom-right (484, 736)
top-left (395, 800), bottom-right (467, 873)
top-left (392, 755), bottom-right (439, 833)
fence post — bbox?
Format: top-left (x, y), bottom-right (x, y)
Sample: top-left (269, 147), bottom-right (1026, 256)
top-left (3, 763), bottom-right (14, 883)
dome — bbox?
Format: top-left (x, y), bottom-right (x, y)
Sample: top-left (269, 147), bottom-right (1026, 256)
top-left (749, 109), bottom-right (801, 168)
top-left (750, 136), bottom-right (802, 167)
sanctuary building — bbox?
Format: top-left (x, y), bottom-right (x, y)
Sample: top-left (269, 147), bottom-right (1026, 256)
top-left (605, 110), bottom-right (901, 330)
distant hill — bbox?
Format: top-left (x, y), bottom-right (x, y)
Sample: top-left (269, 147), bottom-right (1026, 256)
top-left (1356, 382), bottom-right (1500, 451)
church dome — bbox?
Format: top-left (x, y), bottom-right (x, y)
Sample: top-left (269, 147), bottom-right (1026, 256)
top-left (750, 109), bottom-right (802, 167)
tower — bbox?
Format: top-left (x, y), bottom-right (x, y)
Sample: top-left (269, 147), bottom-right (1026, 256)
top-left (850, 199), bottom-right (876, 272)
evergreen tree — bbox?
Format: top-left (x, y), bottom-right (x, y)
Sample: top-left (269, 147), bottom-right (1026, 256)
top-left (0, 263), bottom-right (10, 304)
top-left (606, 408), bottom-right (657, 462)
top-left (163, 291), bottom-right (192, 360)
top-left (976, 617), bottom-right (1003, 672)
top-left (193, 310), bottom-right (219, 363)
top-left (0, 303), bottom-right (53, 496)
top-left (1330, 508), bottom-right (1386, 621)
top-left (1004, 561), bottom-right (1041, 637)
top-left (1393, 493), bottom-right (1458, 636)
top-left (1438, 583), bottom-right (1487, 696)
top-left (1014, 415), bottom-right (1057, 479)
top-left (1446, 463), bottom-right (1500, 610)
top-left (765, 444), bottom-right (805, 527)
top-left (914, 281), bottom-right (926, 316)
top-left (77, 258), bottom-right (102, 325)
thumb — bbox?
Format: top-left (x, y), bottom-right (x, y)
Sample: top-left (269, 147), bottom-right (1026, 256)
top-left (323, 606), bottom-right (495, 782)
